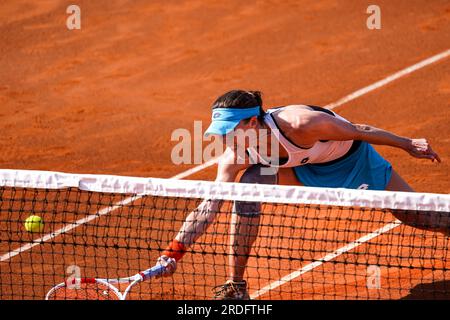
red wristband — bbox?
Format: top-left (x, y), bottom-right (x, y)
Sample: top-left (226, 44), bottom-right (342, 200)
top-left (162, 239), bottom-right (187, 261)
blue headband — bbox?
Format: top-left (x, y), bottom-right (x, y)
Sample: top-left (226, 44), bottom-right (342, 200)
top-left (204, 106), bottom-right (261, 137)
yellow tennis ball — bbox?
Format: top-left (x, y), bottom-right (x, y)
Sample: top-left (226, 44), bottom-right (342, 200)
top-left (24, 215), bottom-right (44, 233)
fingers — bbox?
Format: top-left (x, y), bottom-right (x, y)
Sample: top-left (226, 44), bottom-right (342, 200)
top-left (429, 152), bottom-right (441, 163)
top-left (423, 143), bottom-right (441, 163)
top-left (412, 153), bottom-right (434, 160)
top-left (155, 255), bottom-right (177, 279)
top-left (435, 153), bottom-right (442, 163)
top-left (413, 152), bottom-right (440, 162)
top-left (428, 146), bottom-right (441, 163)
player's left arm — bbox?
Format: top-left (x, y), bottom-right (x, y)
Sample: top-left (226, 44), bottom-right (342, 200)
top-left (306, 112), bottom-right (441, 162)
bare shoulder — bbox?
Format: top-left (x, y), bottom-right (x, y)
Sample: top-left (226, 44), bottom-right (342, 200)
top-left (272, 105), bottom-right (320, 130)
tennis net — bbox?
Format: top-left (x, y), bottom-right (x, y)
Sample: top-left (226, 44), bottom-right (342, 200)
top-left (0, 169), bottom-right (449, 300)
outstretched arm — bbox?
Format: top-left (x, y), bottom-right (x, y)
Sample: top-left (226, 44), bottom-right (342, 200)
top-left (305, 112), bottom-right (441, 162)
top-left (353, 124), bottom-right (441, 162)
top-left (169, 198), bottom-right (223, 256)
top-left (156, 199), bottom-right (224, 277)
top-left (157, 148), bottom-right (251, 276)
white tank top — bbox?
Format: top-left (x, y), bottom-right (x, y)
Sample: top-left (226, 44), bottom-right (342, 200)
top-left (247, 107), bottom-right (354, 168)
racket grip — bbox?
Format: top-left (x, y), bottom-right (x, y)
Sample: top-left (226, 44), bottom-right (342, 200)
top-left (139, 264), bottom-right (165, 281)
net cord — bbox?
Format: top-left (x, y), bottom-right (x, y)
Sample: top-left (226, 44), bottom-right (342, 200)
top-left (0, 169), bottom-right (449, 212)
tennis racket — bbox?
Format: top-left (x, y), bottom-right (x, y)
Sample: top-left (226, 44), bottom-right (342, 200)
top-left (45, 264), bottom-right (164, 300)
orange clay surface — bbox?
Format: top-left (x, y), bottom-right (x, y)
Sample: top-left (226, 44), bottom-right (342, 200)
top-left (0, 0), bottom-right (449, 300)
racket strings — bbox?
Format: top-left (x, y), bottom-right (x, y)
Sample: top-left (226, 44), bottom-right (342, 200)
top-left (47, 283), bottom-right (121, 300)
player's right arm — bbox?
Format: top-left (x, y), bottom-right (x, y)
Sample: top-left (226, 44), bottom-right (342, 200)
top-left (156, 148), bottom-right (252, 276)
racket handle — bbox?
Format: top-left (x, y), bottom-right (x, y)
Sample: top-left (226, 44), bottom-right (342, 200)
top-left (139, 264), bottom-right (165, 281)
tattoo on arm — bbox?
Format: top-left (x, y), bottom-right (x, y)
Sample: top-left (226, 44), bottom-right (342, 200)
top-left (354, 124), bottom-right (372, 132)
top-left (353, 123), bottom-right (409, 149)
top-left (175, 199), bottom-right (224, 246)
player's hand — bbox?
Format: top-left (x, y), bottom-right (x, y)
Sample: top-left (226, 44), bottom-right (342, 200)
top-left (405, 139), bottom-right (441, 163)
top-left (155, 255), bottom-right (177, 278)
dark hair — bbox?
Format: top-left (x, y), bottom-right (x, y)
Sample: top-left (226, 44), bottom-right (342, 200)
top-left (211, 90), bottom-right (265, 121)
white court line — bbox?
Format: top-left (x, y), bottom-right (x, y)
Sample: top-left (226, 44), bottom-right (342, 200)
top-left (250, 221), bottom-right (401, 299)
top-left (0, 157), bottom-right (220, 263)
top-left (325, 49), bottom-right (450, 109)
top-left (170, 157), bottom-right (219, 179)
top-left (251, 48), bottom-right (450, 299)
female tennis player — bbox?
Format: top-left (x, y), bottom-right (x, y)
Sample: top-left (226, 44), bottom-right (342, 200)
top-left (156, 90), bottom-right (443, 300)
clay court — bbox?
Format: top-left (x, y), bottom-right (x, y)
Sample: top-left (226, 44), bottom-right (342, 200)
top-left (0, 0), bottom-right (449, 300)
